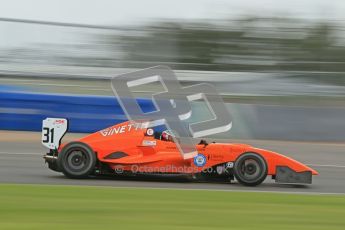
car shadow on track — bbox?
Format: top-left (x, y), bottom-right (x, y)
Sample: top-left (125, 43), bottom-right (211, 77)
top-left (45, 173), bottom-right (310, 190)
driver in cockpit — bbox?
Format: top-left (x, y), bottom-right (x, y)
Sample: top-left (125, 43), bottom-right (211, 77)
top-left (153, 130), bottom-right (175, 142)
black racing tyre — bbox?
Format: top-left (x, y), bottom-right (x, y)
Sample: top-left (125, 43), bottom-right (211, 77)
top-left (233, 152), bottom-right (267, 186)
top-left (57, 142), bottom-right (96, 179)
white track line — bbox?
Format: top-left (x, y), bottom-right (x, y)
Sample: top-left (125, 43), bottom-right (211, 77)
top-left (306, 164), bottom-right (345, 168)
top-left (11, 184), bottom-right (345, 196)
top-left (0, 152), bottom-right (41, 156)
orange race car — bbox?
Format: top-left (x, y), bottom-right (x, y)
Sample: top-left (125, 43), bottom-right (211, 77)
top-left (42, 118), bottom-right (318, 186)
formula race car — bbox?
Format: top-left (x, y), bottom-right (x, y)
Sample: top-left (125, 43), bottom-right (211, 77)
top-left (42, 118), bottom-right (318, 186)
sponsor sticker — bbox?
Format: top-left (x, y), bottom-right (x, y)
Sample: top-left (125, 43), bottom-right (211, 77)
top-left (146, 128), bottom-right (154, 136)
top-left (193, 153), bottom-right (207, 167)
top-left (226, 162), bottom-right (234, 169)
top-left (100, 123), bottom-right (145, 136)
top-left (210, 154), bottom-right (224, 160)
top-left (142, 140), bottom-right (157, 146)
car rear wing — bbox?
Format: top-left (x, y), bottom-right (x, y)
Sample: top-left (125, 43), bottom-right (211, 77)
top-left (41, 118), bottom-right (68, 150)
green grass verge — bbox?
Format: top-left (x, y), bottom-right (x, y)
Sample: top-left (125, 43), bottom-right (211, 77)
top-left (0, 184), bottom-right (344, 230)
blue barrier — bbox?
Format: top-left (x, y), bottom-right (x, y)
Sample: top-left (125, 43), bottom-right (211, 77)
top-left (3, 87), bottom-right (345, 142)
top-left (0, 89), bottom-right (157, 133)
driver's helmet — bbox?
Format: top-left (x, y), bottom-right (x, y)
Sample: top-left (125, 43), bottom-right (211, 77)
top-left (161, 130), bottom-right (175, 142)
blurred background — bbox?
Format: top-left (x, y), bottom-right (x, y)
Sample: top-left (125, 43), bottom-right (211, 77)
top-left (1, 0), bottom-right (345, 141)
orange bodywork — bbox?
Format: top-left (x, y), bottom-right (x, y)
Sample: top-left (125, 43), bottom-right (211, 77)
top-left (59, 121), bottom-right (318, 176)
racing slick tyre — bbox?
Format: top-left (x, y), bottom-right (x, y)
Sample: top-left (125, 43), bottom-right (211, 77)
top-left (233, 152), bottom-right (267, 186)
top-left (57, 142), bottom-right (97, 179)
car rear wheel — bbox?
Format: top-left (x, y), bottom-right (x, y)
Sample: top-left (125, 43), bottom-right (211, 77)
top-left (57, 142), bottom-right (96, 179)
top-left (233, 152), bottom-right (267, 186)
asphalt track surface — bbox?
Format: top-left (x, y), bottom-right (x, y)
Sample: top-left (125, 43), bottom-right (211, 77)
top-left (1, 131), bottom-right (345, 194)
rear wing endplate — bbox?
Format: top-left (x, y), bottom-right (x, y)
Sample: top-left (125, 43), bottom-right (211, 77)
top-left (41, 118), bottom-right (68, 150)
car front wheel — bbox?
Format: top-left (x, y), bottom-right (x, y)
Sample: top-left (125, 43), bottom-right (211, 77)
top-left (233, 152), bottom-right (267, 186)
